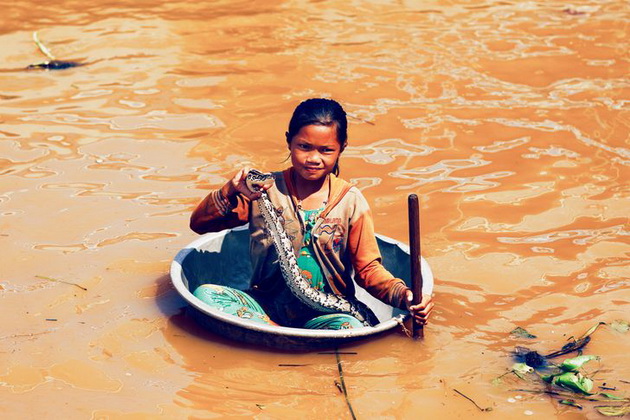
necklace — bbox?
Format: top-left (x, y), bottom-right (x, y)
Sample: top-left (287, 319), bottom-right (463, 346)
top-left (296, 198), bottom-right (327, 211)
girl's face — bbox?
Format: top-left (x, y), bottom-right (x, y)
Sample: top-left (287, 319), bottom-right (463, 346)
top-left (288, 124), bottom-right (344, 183)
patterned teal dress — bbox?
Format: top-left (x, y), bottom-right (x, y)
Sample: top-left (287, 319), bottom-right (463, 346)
top-left (193, 207), bottom-right (365, 330)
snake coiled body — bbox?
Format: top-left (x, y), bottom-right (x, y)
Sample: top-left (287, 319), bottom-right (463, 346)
top-left (246, 169), bottom-right (371, 326)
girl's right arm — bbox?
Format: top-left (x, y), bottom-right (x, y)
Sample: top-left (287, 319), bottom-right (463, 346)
top-left (189, 167), bottom-right (271, 234)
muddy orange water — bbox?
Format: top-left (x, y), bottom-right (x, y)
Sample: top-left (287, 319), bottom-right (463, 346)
top-left (1, 0), bottom-right (628, 418)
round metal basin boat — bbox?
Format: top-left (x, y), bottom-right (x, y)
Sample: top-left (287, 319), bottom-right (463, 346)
top-left (170, 225), bottom-right (434, 350)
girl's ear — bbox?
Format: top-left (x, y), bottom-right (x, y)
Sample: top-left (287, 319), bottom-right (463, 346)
top-left (285, 131), bottom-right (291, 144)
top-left (341, 142), bottom-right (348, 152)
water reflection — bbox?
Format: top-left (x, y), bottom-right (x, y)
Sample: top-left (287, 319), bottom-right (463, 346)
top-left (345, 138), bottom-right (436, 164)
top-left (393, 158), bottom-right (515, 193)
top-left (498, 223), bottom-right (628, 245)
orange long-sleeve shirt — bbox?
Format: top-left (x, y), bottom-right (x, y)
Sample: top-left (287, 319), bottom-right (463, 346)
top-left (190, 168), bottom-right (409, 309)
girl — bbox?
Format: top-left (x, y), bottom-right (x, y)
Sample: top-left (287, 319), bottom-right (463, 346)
top-left (190, 98), bottom-right (433, 330)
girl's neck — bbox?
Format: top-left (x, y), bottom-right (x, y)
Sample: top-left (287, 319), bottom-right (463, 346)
top-left (292, 171), bottom-right (330, 210)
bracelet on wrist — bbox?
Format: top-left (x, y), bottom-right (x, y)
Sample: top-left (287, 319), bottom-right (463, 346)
top-left (213, 189), bottom-right (232, 216)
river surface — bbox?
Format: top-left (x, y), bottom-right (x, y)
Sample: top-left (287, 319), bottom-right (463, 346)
top-left (1, 0), bottom-right (628, 418)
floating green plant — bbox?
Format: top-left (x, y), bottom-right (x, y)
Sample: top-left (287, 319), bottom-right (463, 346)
top-left (559, 355), bottom-right (600, 372)
top-left (595, 405), bottom-right (630, 417)
top-left (543, 371), bottom-right (594, 395)
top-left (498, 322), bottom-right (629, 414)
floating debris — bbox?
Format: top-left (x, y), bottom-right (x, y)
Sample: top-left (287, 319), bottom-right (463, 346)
top-left (562, 5), bottom-right (600, 15)
top-left (511, 327), bottom-right (537, 339)
top-left (546, 322), bottom-right (605, 358)
top-left (500, 323), bottom-right (629, 413)
top-left (600, 393), bottom-right (627, 401)
top-left (512, 362), bottom-right (534, 379)
top-left (543, 371), bottom-right (594, 395)
top-left (513, 346), bottom-right (547, 369)
top-left (595, 405), bottom-right (630, 417)
top-left (514, 322), bottom-right (606, 365)
top-left (27, 32), bottom-right (84, 71)
top-left (610, 320), bottom-right (629, 334)
top-left (453, 388), bottom-right (493, 412)
top-left (335, 349), bottom-right (357, 420)
top-left (35, 275), bottom-right (87, 291)
top-left (559, 399), bottom-right (583, 409)
top-left (27, 60), bottom-right (83, 70)
top-left (559, 355), bottom-right (599, 372)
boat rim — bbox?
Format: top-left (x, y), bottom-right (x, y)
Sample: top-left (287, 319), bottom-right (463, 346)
top-left (170, 225), bottom-right (430, 339)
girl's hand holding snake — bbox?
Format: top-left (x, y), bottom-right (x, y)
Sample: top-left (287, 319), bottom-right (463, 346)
top-left (222, 167), bottom-right (274, 201)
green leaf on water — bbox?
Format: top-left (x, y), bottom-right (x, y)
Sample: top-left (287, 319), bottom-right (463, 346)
top-left (559, 399), bottom-right (583, 409)
top-left (600, 393), bottom-right (629, 401)
top-left (578, 322), bottom-right (606, 340)
top-left (510, 327), bottom-right (537, 339)
top-left (595, 405), bottom-right (630, 417)
top-left (552, 372), bottom-right (594, 394)
top-left (560, 355), bottom-right (599, 372)
top-left (610, 320), bottom-right (629, 334)
top-left (512, 362), bottom-right (534, 376)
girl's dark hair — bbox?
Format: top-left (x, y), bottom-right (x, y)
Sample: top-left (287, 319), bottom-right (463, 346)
top-left (286, 98), bottom-right (348, 176)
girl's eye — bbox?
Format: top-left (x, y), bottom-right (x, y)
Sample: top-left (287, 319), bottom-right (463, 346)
top-left (298, 144), bottom-right (310, 150)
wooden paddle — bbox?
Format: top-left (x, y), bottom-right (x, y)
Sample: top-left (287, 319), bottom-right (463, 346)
top-left (408, 194), bottom-right (424, 339)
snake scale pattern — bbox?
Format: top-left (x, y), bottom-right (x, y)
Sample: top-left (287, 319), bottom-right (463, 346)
top-left (245, 169), bottom-right (371, 326)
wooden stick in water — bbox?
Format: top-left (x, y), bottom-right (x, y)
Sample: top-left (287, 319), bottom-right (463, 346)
top-left (335, 349), bottom-right (357, 420)
top-left (408, 194), bottom-right (424, 339)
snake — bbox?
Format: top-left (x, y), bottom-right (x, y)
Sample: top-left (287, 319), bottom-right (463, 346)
top-left (245, 169), bottom-right (372, 326)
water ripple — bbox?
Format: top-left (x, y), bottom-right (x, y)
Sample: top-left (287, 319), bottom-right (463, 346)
top-left (392, 157), bottom-right (514, 193)
top-left (497, 224), bottom-right (629, 246)
top-left (488, 117), bottom-right (630, 163)
top-left (21, 111), bottom-right (224, 131)
top-left (344, 138), bottom-right (436, 164)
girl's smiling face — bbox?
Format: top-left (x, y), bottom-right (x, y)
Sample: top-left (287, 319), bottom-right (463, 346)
top-left (289, 124), bottom-right (344, 183)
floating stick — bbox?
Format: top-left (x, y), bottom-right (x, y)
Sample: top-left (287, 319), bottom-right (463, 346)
top-left (36, 275), bottom-right (87, 291)
top-left (33, 31), bottom-right (55, 60)
top-left (335, 349), bottom-right (357, 420)
top-left (453, 388), bottom-right (493, 412)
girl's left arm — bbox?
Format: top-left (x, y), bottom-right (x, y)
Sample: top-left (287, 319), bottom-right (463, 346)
top-left (349, 212), bottom-right (434, 322)
top-left (347, 206), bottom-right (409, 309)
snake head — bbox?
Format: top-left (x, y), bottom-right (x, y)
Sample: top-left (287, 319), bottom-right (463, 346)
top-left (245, 169), bottom-right (274, 193)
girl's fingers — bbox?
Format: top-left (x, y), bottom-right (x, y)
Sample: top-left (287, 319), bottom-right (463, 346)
top-left (410, 301), bottom-right (434, 322)
top-left (415, 301), bottom-right (434, 315)
top-left (231, 167), bottom-right (255, 198)
top-left (406, 291), bottom-right (434, 325)
top-left (239, 167), bottom-right (251, 181)
top-left (227, 167), bottom-right (272, 200)
top-left (408, 294), bottom-right (433, 310)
